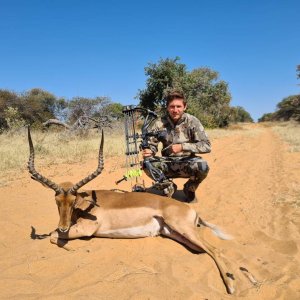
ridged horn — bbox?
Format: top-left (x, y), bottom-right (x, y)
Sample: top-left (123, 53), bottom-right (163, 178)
top-left (68, 130), bottom-right (104, 195)
top-left (27, 126), bottom-right (63, 194)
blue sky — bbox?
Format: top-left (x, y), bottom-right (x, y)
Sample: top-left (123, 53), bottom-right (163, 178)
top-left (1, 0), bottom-right (299, 121)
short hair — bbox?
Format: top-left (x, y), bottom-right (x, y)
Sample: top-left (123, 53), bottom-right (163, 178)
top-left (166, 91), bottom-right (187, 106)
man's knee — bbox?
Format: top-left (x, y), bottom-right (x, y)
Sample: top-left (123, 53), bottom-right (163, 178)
top-left (143, 159), bottom-right (167, 172)
top-left (198, 160), bottom-right (209, 175)
top-left (143, 158), bottom-right (169, 181)
top-left (189, 159), bottom-right (209, 176)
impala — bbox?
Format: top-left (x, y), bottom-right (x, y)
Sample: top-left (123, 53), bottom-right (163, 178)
top-left (27, 127), bottom-right (235, 294)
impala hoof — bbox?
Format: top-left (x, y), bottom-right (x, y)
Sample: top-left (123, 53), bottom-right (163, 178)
top-left (58, 227), bottom-right (69, 233)
top-left (227, 286), bottom-right (235, 294)
top-left (225, 276), bottom-right (235, 294)
top-left (50, 231), bottom-right (59, 244)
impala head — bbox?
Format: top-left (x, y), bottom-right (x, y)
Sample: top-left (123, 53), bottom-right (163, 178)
top-left (27, 127), bottom-right (104, 232)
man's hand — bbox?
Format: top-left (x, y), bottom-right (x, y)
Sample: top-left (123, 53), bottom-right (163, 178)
top-left (170, 144), bottom-right (183, 154)
top-left (142, 148), bottom-right (153, 158)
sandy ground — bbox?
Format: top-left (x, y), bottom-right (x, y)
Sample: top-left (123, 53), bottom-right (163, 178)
top-left (1, 124), bottom-right (300, 299)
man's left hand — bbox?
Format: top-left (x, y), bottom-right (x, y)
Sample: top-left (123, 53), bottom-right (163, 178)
top-left (171, 144), bottom-right (183, 154)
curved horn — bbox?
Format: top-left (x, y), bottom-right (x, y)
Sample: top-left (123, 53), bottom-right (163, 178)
top-left (68, 130), bottom-right (104, 194)
top-left (27, 126), bottom-right (63, 194)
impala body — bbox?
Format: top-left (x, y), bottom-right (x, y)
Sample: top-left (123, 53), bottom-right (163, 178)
top-left (27, 127), bottom-right (235, 294)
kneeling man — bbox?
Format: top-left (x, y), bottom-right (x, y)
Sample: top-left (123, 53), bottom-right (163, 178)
top-left (142, 91), bottom-right (211, 202)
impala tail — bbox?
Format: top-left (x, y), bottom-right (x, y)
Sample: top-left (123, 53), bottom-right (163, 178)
top-left (200, 219), bottom-right (234, 240)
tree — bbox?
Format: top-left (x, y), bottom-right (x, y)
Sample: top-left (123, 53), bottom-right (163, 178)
top-left (297, 65), bottom-right (300, 80)
top-left (258, 113), bottom-right (275, 122)
top-left (102, 102), bottom-right (123, 118)
top-left (185, 68), bottom-right (232, 127)
top-left (137, 57), bottom-right (232, 128)
top-left (3, 106), bottom-right (26, 130)
top-left (138, 57), bottom-right (187, 111)
top-left (0, 88), bottom-right (64, 129)
top-left (67, 96), bottom-right (111, 123)
top-left (0, 88), bottom-right (122, 131)
top-left (0, 89), bottom-right (19, 129)
top-left (258, 95), bottom-right (300, 122)
top-left (20, 88), bottom-right (59, 126)
top-left (229, 106), bottom-right (253, 123)
top-left (274, 95), bottom-right (300, 121)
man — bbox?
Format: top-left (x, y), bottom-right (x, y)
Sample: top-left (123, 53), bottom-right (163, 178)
top-left (142, 91), bottom-right (211, 202)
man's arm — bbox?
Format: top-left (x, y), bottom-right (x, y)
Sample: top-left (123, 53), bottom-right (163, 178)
top-left (181, 119), bottom-right (211, 154)
top-left (141, 119), bottom-right (162, 157)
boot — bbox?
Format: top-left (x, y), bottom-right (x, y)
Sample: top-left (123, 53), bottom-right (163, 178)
top-left (163, 182), bottom-right (177, 198)
top-left (183, 182), bottom-right (197, 203)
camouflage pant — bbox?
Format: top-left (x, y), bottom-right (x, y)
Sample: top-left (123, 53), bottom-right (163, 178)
top-left (143, 156), bottom-right (209, 192)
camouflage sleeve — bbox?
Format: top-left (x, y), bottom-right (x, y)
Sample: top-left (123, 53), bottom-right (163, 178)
top-left (181, 119), bottom-right (211, 154)
top-left (146, 119), bottom-right (161, 155)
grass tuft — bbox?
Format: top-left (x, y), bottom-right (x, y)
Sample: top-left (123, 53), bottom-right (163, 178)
top-left (0, 128), bottom-right (124, 185)
top-left (271, 121), bottom-right (300, 152)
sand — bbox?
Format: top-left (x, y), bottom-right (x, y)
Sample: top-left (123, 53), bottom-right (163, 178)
top-left (1, 124), bottom-right (299, 299)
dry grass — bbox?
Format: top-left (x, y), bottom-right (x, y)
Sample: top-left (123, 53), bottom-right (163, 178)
top-left (207, 123), bottom-right (262, 140)
top-left (0, 128), bottom-right (124, 186)
top-left (271, 121), bottom-right (300, 152)
top-left (0, 122), bottom-right (286, 186)
top-left (0, 124), bottom-right (262, 182)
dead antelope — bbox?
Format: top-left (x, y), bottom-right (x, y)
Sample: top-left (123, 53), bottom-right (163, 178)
top-left (27, 127), bottom-right (235, 294)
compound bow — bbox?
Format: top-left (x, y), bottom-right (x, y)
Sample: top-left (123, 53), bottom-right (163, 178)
top-left (115, 105), bottom-right (168, 192)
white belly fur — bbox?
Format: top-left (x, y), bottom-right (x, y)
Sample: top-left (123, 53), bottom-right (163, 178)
top-left (95, 217), bottom-right (161, 238)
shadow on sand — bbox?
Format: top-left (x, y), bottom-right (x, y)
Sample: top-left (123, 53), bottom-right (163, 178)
top-left (145, 187), bottom-right (190, 203)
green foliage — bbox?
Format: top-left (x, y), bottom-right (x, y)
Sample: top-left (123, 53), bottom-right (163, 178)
top-left (138, 57), bottom-right (187, 111)
top-left (20, 88), bottom-right (58, 126)
top-left (3, 107), bottom-right (26, 130)
top-left (258, 113), bottom-right (275, 122)
top-left (102, 102), bottom-right (123, 118)
top-left (258, 94), bottom-right (300, 122)
top-left (0, 90), bottom-right (19, 129)
top-left (67, 96), bottom-right (111, 123)
top-left (185, 68), bottom-right (232, 128)
top-left (0, 88), bottom-right (123, 131)
top-left (137, 57), bottom-right (234, 128)
top-left (274, 95), bottom-right (300, 121)
top-left (230, 106), bottom-right (254, 123)
top-left (0, 88), bottom-right (67, 129)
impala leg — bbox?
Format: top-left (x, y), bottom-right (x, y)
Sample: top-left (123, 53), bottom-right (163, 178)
top-left (161, 219), bottom-right (235, 294)
top-left (50, 220), bottom-right (99, 250)
top-left (50, 230), bottom-right (75, 251)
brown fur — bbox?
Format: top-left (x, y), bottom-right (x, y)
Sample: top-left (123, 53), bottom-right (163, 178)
top-left (50, 187), bottom-right (235, 294)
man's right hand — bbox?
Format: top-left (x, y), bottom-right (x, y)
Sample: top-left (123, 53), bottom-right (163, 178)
top-left (142, 148), bottom-right (153, 158)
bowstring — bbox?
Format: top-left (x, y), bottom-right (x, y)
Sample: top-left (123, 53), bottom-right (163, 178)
top-left (129, 109), bottom-right (134, 190)
top-left (132, 110), bottom-right (140, 186)
top-left (124, 110), bottom-right (130, 188)
top-left (124, 108), bottom-right (143, 190)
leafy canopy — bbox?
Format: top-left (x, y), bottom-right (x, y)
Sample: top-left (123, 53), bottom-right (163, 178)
top-left (137, 57), bottom-right (234, 128)
top-left (258, 94), bottom-right (300, 122)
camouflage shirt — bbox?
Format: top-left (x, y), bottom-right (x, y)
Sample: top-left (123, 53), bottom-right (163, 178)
top-left (148, 113), bottom-right (211, 157)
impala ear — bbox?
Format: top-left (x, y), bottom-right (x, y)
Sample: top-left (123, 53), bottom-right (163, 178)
top-left (74, 192), bottom-right (90, 208)
top-left (75, 191), bottom-right (98, 208)
top-left (78, 192), bottom-right (89, 198)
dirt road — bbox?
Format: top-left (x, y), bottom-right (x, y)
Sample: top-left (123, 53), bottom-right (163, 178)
top-left (1, 124), bottom-right (299, 299)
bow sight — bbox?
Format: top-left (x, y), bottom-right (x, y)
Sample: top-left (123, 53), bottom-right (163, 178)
top-left (115, 105), bottom-right (167, 191)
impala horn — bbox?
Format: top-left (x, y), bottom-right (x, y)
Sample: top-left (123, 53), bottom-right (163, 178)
top-left (68, 130), bottom-right (104, 195)
top-left (27, 126), bottom-right (63, 194)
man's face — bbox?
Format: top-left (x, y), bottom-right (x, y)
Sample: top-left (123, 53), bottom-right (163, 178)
top-left (167, 98), bottom-right (187, 122)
